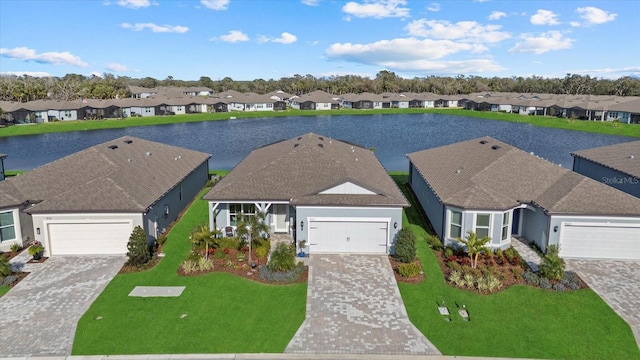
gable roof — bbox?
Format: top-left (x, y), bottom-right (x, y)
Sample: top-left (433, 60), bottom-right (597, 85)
top-left (0, 136), bottom-right (211, 213)
top-left (571, 140), bottom-right (640, 179)
top-left (203, 132), bottom-right (408, 207)
top-left (407, 137), bottom-right (640, 215)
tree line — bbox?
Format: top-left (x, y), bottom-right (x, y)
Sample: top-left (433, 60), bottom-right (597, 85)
top-left (1, 71), bottom-right (638, 103)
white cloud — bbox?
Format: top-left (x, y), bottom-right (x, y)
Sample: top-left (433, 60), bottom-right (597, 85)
top-left (509, 31), bottom-right (574, 54)
top-left (121, 23), bottom-right (189, 33)
top-left (342, 0), bottom-right (410, 19)
top-left (0, 47), bottom-right (88, 67)
top-left (0, 71), bottom-right (52, 77)
top-left (575, 7), bottom-right (617, 26)
top-left (488, 11), bottom-right (506, 20)
top-left (427, 2), bottom-right (440, 12)
top-left (258, 32), bottom-right (298, 44)
top-left (406, 19), bottom-right (510, 43)
top-left (301, 0), bottom-right (321, 5)
top-left (570, 21), bottom-right (580, 27)
top-left (201, 0), bottom-right (229, 10)
top-left (326, 38), bottom-right (488, 63)
top-left (214, 30), bottom-right (249, 43)
top-left (308, 40), bottom-right (320, 46)
top-left (530, 9), bottom-right (560, 25)
top-left (380, 59), bottom-right (504, 73)
top-left (573, 66), bottom-right (640, 74)
top-left (105, 63), bottom-right (130, 72)
top-left (116, 0), bottom-right (152, 9)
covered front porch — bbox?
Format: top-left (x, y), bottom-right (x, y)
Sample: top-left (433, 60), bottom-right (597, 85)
top-left (208, 201), bottom-right (297, 238)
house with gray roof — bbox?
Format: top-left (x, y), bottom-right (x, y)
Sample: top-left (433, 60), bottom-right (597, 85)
top-left (408, 137), bottom-right (640, 260)
top-left (203, 132), bottom-right (408, 254)
top-left (572, 140), bottom-right (640, 198)
top-left (290, 91), bottom-right (339, 110)
top-left (0, 136), bottom-right (210, 256)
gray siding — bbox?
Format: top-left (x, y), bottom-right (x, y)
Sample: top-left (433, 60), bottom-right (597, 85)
top-left (143, 160), bottom-right (209, 240)
top-left (573, 157), bottom-right (640, 198)
top-left (0, 157), bottom-right (4, 181)
top-left (409, 162), bottom-right (444, 239)
top-left (522, 206), bottom-right (549, 251)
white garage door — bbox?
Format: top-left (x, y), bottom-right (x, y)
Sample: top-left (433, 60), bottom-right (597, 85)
top-left (559, 223), bottom-right (640, 260)
top-left (48, 222), bottom-right (133, 255)
top-left (309, 220), bottom-right (388, 254)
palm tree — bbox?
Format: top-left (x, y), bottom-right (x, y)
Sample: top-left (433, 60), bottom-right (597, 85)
top-left (235, 211), bottom-right (270, 264)
top-left (456, 231), bottom-right (491, 269)
top-left (190, 224), bottom-right (217, 259)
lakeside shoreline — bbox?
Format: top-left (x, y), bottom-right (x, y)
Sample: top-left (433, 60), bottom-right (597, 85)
top-left (1, 108), bottom-right (639, 138)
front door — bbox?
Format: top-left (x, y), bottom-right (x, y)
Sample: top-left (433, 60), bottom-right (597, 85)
top-left (273, 204), bottom-right (288, 233)
top-left (511, 209), bottom-right (520, 235)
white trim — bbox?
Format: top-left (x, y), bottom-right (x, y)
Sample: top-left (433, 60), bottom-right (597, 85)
top-left (43, 218), bottom-right (134, 256)
top-left (297, 206), bottom-right (401, 211)
top-left (562, 221), bottom-right (640, 229)
top-left (552, 215), bottom-right (640, 221)
top-left (308, 217), bottom-right (391, 253)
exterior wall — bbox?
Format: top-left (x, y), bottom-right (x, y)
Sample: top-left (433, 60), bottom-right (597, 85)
top-left (170, 105), bottom-right (186, 115)
top-left (245, 103), bottom-right (275, 112)
top-left (450, 209), bottom-right (511, 249)
top-left (408, 163), bottom-right (444, 239)
top-left (47, 109), bottom-right (78, 121)
top-left (521, 206), bottom-right (549, 252)
top-left (316, 102), bottom-right (332, 110)
top-left (572, 157), bottom-right (640, 198)
top-left (144, 161), bottom-right (209, 241)
top-left (0, 207), bottom-right (24, 251)
top-left (548, 214), bottom-right (640, 250)
top-left (31, 212), bottom-right (144, 257)
top-left (295, 206), bottom-right (403, 254)
top-left (131, 106), bottom-right (156, 117)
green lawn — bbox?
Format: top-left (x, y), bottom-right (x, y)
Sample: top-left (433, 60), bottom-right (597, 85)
top-left (0, 285), bottom-right (8, 297)
top-left (72, 188), bottom-right (307, 355)
top-left (392, 174), bottom-right (640, 360)
top-left (2, 107), bottom-right (639, 138)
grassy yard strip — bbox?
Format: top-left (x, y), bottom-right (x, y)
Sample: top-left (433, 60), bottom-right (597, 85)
top-left (72, 188), bottom-right (307, 355)
top-left (392, 174), bottom-right (640, 359)
top-left (0, 285), bottom-right (8, 297)
top-left (2, 107), bottom-right (639, 138)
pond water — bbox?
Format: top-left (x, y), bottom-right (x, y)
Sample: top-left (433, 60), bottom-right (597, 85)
top-left (0, 113), bottom-right (636, 172)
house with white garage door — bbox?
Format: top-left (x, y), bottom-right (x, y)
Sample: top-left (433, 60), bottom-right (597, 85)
top-left (407, 136), bottom-right (640, 260)
top-left (0, 136), bottom-right (210, 256)
top-left (571, 140), bottom-right (640, 198)
top-left (203, 132), bottom-right (408, 255)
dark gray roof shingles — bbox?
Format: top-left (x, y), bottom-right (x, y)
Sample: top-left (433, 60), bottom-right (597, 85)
top-left (571, 140), bottom-right (640, 179)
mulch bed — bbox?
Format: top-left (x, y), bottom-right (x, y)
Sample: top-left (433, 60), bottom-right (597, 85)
top-left (1, 246), bottom-right (28, 261)
top-left (177, 247), bottom-right (308, 285)
top-left (27, 256), bottom-right (49, 264)
top-left (389, 256), bottom-right (425, 284)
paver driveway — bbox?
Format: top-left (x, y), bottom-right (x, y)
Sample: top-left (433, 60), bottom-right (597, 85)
top-left (286, 254), bottom-right (440, 355)
top-left (0, 255), bottom-right (125, 357)
top-left (566, 259), bottom-right (640, 349)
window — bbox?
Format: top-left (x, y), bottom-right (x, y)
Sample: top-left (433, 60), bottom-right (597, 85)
top-left (502, 212), bottom-right (510, 241)
top-left (449, 210), bottom-right (462, 238)
top-left (267, 103), bottom-right (273, 108)
top-left (475, 213), bottom-right (490, 238)
top-left (229, 203), bottom-right (256, 226)
top-left (0, 211), bottom-right (16, 242)
top-left (145, 107), bottom-right (151, 113)
top-left (64, 111), bottom-right (72, 118)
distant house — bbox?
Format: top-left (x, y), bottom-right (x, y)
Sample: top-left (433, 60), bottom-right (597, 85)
top-left (0, 137), bottom-right (210, 255)
top-left (203, 133), bottom-right (408, 254)
top-left (407, 137), bottom-right (640, 260)
top-left (572, 140), bottom-right (640, 198)
top-left (291, 90), bottom-right (339, 110)
top-left (607, 98), bottom-right (640, 124)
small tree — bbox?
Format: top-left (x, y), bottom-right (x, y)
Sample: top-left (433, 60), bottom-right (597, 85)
top-left (126, 226), bottom-right (151, 266)
top-left (456, 230), bottom-right (491, 269)
top-left (394, 228), bottom-right (416, 263)
top-left (190, 224), bottom-right (217, 258)
top-left (0, 254), bottom-right (12, 277)
top-left (236, 211), bottom-right (269, 264)
top-left (539, 245), bottom-right (565, 280)
top-left (267, 242), bottom-right (296, 272)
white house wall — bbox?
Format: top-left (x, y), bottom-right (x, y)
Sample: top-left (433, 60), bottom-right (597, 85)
top-left (548, 214), bottom-right (640, 250)
top-left (31, 212), bottom-right (144, 257)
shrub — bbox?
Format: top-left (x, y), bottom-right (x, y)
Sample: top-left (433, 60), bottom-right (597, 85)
top-left (126, 226), bottom-right (151, 266)
top-left (448, 269), bottom-right (462, 284)
top-left (397, 262), bottom-right (421, 277)
top-left (503, 247), bottom-right (517, 263)
top-left (463, 273), bottom-right (475, 288)
top-left (539, 245), bottom-right (565, 281)
top-left (552, 283), bottom-right (566, 292)
top-left (443, 246), bottom-right (454, 258)
top-left (181, 260), bottom-right (198, 274)
top-left (10, 243), bottom-right (21, 253)
top-left (216, 236), bottom-right (242, 250)
top-left (523, 271), bottom-right (540, 286)
top-left (0, 254), bottom-right (11, 277)
top-left (267, 243), bottom-right (296, 272)
top-left (394, 228), bottom-right (416, 263)
top-left (156, 234), bottom-right (167, 247)
top-left (426, 234), bottom-right (443, 251)
top-left (255, 246), bottom-right (269, 259)
top-left (539, 277), bottom-right (552, 290)
top-left (197, 257), bottom-right (214, 271)
top-left (511, 266), bottom-right (523, 279)
top-left (258, 264), bottom-right (305, 283)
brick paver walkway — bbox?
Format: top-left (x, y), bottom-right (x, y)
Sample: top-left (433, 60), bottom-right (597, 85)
top-left (0, 254), bottom-right (125, 357)
top-left (565, 259), bottom-right (640, 349)
top-left (285, 254), bottom-right (440, 355)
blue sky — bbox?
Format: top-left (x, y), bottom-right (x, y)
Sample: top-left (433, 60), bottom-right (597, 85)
top-left (0, 0), bottom-right (638, 81)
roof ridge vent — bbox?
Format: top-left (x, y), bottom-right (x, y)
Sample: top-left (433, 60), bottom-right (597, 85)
top-left (108, 145), bottom-right (118, 150)
top-left (124, 139), bottom-right (133, 144)
top-left (491, 145), bottom-right (501, 150)
top-left (318, 143), bottom-right (324, 148)
top-left (479, 140), bottom-right (488, 144)
top-left (294, 143), bottom-right (299, 148)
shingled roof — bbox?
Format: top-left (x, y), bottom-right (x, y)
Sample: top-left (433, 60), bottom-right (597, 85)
top-left (407, 137), bottom-right (640, 215)
top-left (0, 136), bottom-right (210, 213)
top-left (203, 132), bottom-right (408, 207)
top-left (571, 140), bottom-right (640, 179)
